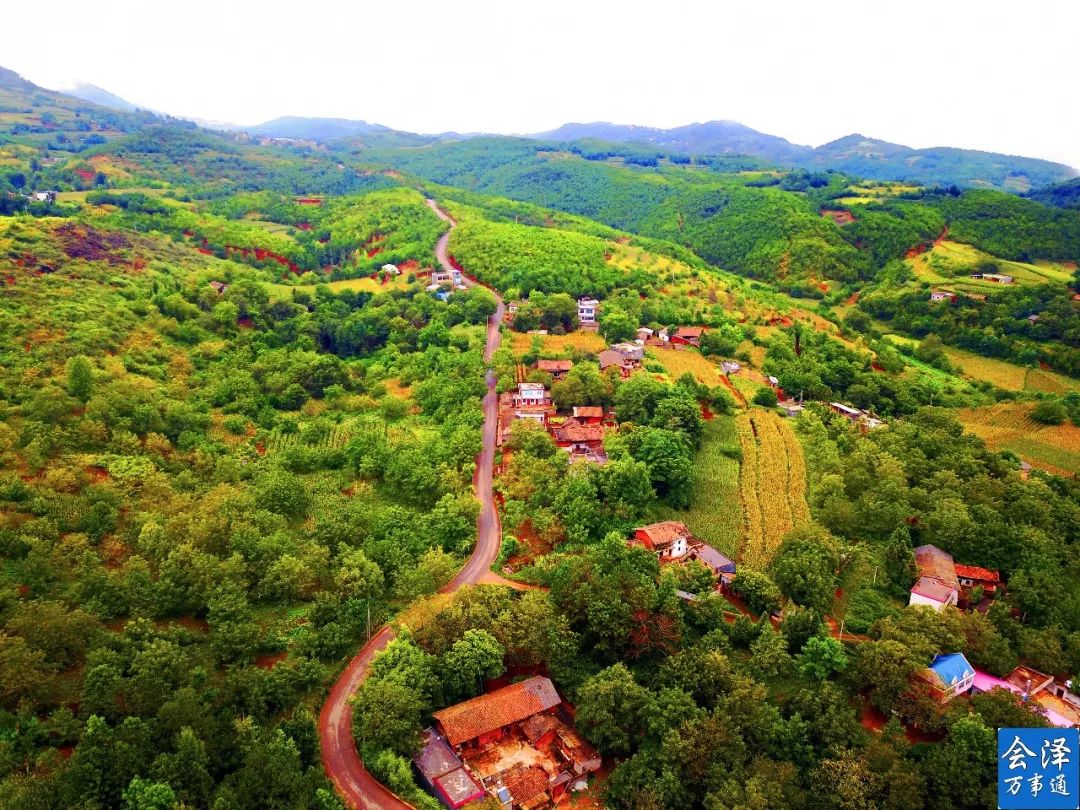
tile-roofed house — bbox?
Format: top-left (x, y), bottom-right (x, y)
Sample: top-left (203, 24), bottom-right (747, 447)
top-left (954, 563), bottom-right (1000, 593)
top-left (922, 653), bottom-right (975, 702)
top-left (914, 545), bottom-right (959, 589)
top-left (501, 765), bottom-right (550, 809)
top-left (209, 280), bottom-right (229, 294)
top-left (433, 676), bottom-right (561, 749)
top-left (572, 406), bottom-right (604, 422)
top-left (551, 721), bottom-right (601, 775)
top-left (632, 521), bottom-right (694, 560)
top-left (520, 714), bottom-right (561, 747)
top-left (930, 290), bottom-right (957, 302)
top-left (671, 326), bottom-right (704, 347)
top-left (909, 576), bottom-right (958, 611)
top-left (721, 360), bottom-right (741, 374)
top-left (536, 359), bottom-right (573, 379)
top-left (611, 342), bottom-right (644, 362)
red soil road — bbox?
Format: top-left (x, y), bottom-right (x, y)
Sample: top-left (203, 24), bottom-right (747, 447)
top-left (319, 200), bottom-right (506, 810)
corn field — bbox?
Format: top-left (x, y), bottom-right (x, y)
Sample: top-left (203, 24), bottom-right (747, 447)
top-left (265, 421), bottom-right (355, 454)
top-left (737, 410), bottom-right (810, 569)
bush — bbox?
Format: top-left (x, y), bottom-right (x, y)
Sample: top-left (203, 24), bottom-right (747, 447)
top-left (1031, 398), bottom-right (1068, 425)
top-left (752, 387), bottom-right (779, 408)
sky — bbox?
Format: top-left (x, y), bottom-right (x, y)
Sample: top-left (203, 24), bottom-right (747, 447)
top-left (5, 0), bottom-right (1079, 169)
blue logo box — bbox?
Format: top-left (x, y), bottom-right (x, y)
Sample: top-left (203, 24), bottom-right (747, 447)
top-left (999, 728), bottom-right (1080, 809)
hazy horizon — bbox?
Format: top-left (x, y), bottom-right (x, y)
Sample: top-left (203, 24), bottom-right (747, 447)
top-left (5, 0), bottom-right (1079, 170)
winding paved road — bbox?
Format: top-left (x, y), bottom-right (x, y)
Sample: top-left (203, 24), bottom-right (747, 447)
top-left (319, 200), bottom-right (505, 810)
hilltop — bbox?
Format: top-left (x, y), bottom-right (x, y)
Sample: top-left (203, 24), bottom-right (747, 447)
top-left (534, 120), bottom-right (1077, 190)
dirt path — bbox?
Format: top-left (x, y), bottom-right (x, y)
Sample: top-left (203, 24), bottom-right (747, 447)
top-left (319, 200), bottom-right (507, 810)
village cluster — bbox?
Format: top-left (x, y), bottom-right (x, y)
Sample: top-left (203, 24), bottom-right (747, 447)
top-left (910, 544), bottom-right (1080, 727)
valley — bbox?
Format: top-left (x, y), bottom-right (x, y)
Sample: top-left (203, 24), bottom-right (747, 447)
top-left (1, 57), bottom-right (1080, 810)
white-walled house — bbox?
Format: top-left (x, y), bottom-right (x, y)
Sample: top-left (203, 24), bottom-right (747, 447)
top-left (577, 298), bottom-right (600, 325)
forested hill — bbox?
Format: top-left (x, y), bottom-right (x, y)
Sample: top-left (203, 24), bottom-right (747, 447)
top-left (367, 137), bottom-right (1080, 293)
top-left (530, 120), bottom-right (1076, 190)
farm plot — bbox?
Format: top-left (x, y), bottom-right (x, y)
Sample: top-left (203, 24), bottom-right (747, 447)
top-left (944, 348), bottom-right (1080, 394)
top-left (958, 403), bottom-right (1080, 476)
top-left (646, 345), bottom-right (722, 384)
top-left (509, 330), bottom-right (607, 356)
top-left (656, 415), bottom-right (741, 556)
top-left (264, 420), bottom-right (356, 454)
top-left (736, 410), bottom-right (810, 569)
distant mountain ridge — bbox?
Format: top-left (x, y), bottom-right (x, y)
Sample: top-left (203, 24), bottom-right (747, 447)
top-left (245, 116), bottom-right (392, 141)
top-left (532, 121), bottom-right (1077, 191)
top-left (61, 82), bottom-right (139, 111)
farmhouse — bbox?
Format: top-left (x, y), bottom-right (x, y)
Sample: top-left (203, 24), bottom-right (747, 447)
top-left (577, 297), bottom-right (600, 325)
top-left (636, 327), bottom-right (654, 342)
top-left (930, 290), bottom-right (957, 302)
top-left (208, 281), bottom-right (229, 294)
top-left (909, 545), bottom-right (960, 611)
top-left (29, 190), bottom-right (57, 203)
top-left (514, 383), bottom-right (551, 408)
top-left (970, 272), bottom-right (1013, 284)
top-left (433, 265), bottom-right (462, 285)
top-left (828, 402), bottom-right (885, 432)
top-left (598, 346), bottom-right (641, 377)
top-left (536, 359), bottom-right (573, 380)
top-left (419, 676), bottom-right (600, 809)
top-left (779, 400), bottom-right (804, 418)
top-left (671, 326), bottom-right (704, 348)
top-left (549, 418), bottom-right (607, 463)
top-left (413, 728), bottom-right (486, 809)
top-left (954, 563), bottom-right (1000, 596)
top-left (920, 653), bottom-right (975, 703)
top-left (721, 360), bottom-right (741, 375)
top-left (571, 406), bottom-right (605, 423)
top-left (630, 521), bottom-right (736, 580)
top-left (381, 263), bottom-right (400, 276)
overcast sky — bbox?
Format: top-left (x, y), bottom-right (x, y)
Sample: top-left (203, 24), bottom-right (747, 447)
top-left (5, 0), bottom-right (1079, 169)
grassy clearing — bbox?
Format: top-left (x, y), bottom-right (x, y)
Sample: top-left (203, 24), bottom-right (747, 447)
top-left (508, 330), bottom-right (607, 355)
top-left (267, 274), bottom-right (416, 300)
top-left (656, 415), bottom-right (742, 557)
top-left (958, 402), bottom-right (1080, 475)
top-left (908, 239), bottom-right (1074, 288)
top-left (736, 410), bottom-right (810, 569)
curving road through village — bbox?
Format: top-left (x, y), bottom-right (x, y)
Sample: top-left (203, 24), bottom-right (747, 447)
top-left (319, 200), bottom-right (506, 810)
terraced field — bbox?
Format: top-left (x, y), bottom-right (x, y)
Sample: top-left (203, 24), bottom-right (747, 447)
top-left (958, 403), bottom-right (1080, 476)
top-left (943, 348), bottom-right (1080, 394)
top-left (908, 239), bottom-right (1074, 288)
top-left (646, 345), bottom-right (722, 384)
top-left (736, 409), bottom-right (810, 569)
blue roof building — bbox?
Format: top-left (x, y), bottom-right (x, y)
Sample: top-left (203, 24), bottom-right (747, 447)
top-left (924, 652), bottom-right (976, 702)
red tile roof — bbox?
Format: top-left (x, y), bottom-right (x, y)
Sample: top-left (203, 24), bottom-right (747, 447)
top-left (954, 564), bottom-right (999, 583)
top-left (634, 521), bottom-right (692, 551)
top-left (537, 359), bottom-right (573, 373)
top-left (432, 676), bottom-right (561, 747)
top-left (674, 327), bottom-right (704, 339)
top-left (555, 423), bottom-right (605, 443)
top-left (503, 765), bottom-right (549, 804)
top-left (572, 406), bottom-right (604, 419)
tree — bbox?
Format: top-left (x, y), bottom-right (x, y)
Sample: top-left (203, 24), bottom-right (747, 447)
top-left (752, 387), bottom-right (779, 408)
top-left (440, 629), bottom-right (505, 700)
top-left (1032, 398), bottom-right (1068, 425)
top-left (575, 663), bottom-right (654, 755)
top-left (336, 548), bottom-right (384, 601)
top-left (66, 355), bottom-right (94, 402)
top-left (770, 525), bottom-right (840, 614)
top-left (254, 467), bottom-right (311, 517)
top-left (797, 636), bottom-right (848, 679)
top-left (0, 632), bottom-right (53, 709)
top-left (750, 627), bottom-right (792, 678)
top-left (352, 678), bottom-right (424, 758)
top-left (122, 778), bottom-right (177, 810)
top-left (921, 714), bottom-right (996, 810)
top-left (600, 309), bottom-right (637, 343)
top-left (651, 393), bottom-right (704, 447)
top-left (730, 568), bottom-right (781, 616)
